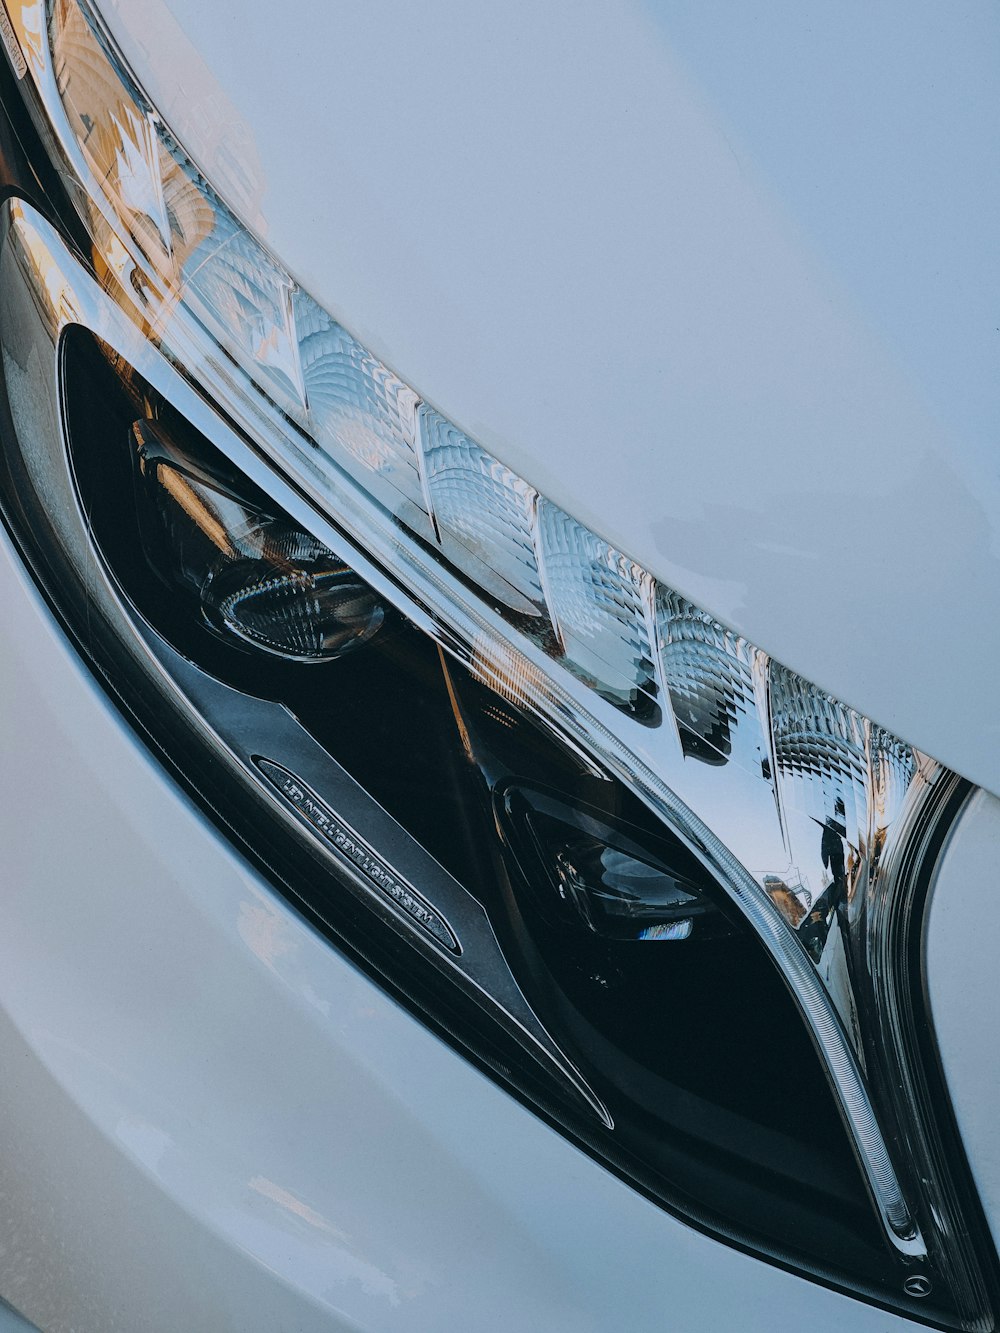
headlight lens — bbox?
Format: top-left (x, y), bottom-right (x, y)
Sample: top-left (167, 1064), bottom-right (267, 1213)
top-left (130, 416), bottom-right (388, 662)
top-left (0, 1), bottom-right (995, 1326)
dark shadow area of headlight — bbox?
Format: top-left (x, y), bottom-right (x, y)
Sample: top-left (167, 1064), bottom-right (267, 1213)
top-left (52, 325), bottom-right (940, 1315)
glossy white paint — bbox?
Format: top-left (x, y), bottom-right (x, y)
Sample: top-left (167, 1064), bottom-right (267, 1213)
top-left (100, 0), bottom-right (1000, 796)
top-left (0, 528), bottom-right (923, 1332)
top-left (0, 1300), bottom-right (37, 1332)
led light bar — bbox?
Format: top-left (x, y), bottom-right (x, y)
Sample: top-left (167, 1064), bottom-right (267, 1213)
top-left (1, 0), bottom-right (990, 1321)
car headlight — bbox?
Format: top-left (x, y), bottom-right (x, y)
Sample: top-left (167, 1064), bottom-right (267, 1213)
top-left (0, 0), bottom-right (995, 1326)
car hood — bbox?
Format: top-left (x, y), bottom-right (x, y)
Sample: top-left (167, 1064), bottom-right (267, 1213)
top-left (101, 0), bottom-right (1000, 794)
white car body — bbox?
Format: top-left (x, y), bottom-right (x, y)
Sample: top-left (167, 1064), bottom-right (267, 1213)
top-left (0, 1), bottom-right (998, 1329)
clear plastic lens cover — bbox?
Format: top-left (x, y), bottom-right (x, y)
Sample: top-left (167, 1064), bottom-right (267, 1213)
top-left (1, 1), bottom-right (995, 1326)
